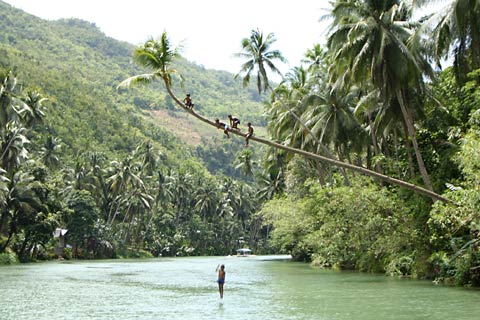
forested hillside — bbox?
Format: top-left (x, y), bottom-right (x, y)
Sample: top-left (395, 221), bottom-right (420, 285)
top-left (0, 0), bottom-right (264, 153)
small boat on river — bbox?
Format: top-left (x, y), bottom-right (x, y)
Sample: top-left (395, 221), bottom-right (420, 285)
top-left (236, 248), bottom-right (253, 257)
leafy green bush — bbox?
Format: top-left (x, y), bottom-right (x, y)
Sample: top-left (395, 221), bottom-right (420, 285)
top-left (0, 252), bottom-right (18, 265)
top-left (386, 256), bottom-right (414, 276)
top-left (261, 177), bottom-right (419, 272)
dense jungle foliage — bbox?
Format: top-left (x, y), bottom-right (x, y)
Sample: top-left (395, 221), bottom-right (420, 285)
top-left (0, 0), bottom-right (479, 288)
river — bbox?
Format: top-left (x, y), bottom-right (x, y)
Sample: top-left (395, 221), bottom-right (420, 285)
top-left (0, 256), bottom-right (479, 320)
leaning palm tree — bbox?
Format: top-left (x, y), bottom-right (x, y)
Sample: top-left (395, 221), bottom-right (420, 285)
top-left (118, 33), bottom-right (184, 106)
top-left (327, 0), bottom-right (434, 191)
top-left (234, 28), bottom-right (287, 94)
top-left (119, 31), bottom-right (450, 203)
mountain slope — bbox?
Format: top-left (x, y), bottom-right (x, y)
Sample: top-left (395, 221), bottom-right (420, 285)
top-left (0, 0), bottom-right (265, 158)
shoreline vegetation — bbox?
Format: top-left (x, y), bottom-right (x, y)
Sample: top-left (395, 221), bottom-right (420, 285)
top-left (0, 0), bottom-right (479, 288)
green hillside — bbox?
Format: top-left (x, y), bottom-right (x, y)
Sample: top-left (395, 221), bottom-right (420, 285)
top-left (0, 0), bottom-right (265, 157)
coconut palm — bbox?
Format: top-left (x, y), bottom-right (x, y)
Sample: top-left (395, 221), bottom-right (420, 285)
top-left (302, 44), bottom-right (329, 87)
top-left (0, 171), bottom-right (40, 252)
top-left (19, 90), bottom-right (47, 128)
top-left (0, 69), bottom-right (23, 129)
top-left (0, 122), bottom-right (29, 174)
top-left (119, 186), bottom-right (153, 245)
top-left (327, 0), bottom-right (434, 191)
top-left (235, 149), bottom-right (256, 176)
top-left (301, 85), bottom-right (367, 180)
top-left (134, 140), bottom-right (159, 176)
top-left (234, 28), bottom-right (287, 94)
top-left (426, 0), bottom-right (480, 82)
top-left (154, 169), bottom-right (174, 207)
top-left (108, 157), bottom-right (143, 195)
top-left (39, 136), bottom-right (61, 169)
top-left (195, 182), bottom-right (219, 222)
top-left (302, 44), bottom-right (325, 72)
top-left (118, 33), bottom-right (182, 90)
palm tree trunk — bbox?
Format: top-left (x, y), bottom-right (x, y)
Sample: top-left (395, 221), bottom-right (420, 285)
top-left (471, 14), bottom-right (480, 70)
top-left (314, 160), bottom-right (326, 186)
top-left (401, 118), bottom-right (415, 179)
top-left (336, 145), bottom-right (351, 185)
top-left (162, 78), bottom-right (450, 203)
top-left (2, 230), bottom-right (13, 252)
top-left (366, 146), bottom-right (372, 170)
top-left (396, 89), bottom-right (433, 191)
top-left (0, 211), bottom-right (6, 235)
top-left (393, 130), bottom-right (402, 178)
top-left (368, 112), bottom-right (382, 174)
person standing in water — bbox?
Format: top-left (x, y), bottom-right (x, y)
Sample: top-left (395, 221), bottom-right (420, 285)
top-left (216, 264), bottom-right (226, 299)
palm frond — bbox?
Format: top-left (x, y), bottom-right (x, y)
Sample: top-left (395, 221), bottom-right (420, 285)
top-left (117, 74), bottom-right (157, 90)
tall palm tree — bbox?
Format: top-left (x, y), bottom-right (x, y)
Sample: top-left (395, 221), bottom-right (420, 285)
top-left (234, 28), bottom-right (287, 94)
top-left (118, 32), bottom-right (183, 101)
top-left (302, 43), bottom-right (325, 72)
top-left (235, 149), bottom-right (256, 176)
top-left (195, 182), bottom-right (219, 222)
top-left (108, 157), bottom-right (143, 195)
top-left (0, 122), bottom-right (29, 175)
top-left (19, 90), bottom-right (47, 129)
top-left (327, 0), bottom-right (434, 191)
top-left (354, 88), bottom-right (387, 174)
top-left (119, 186), bottom-right (153, 245)
top-left (0, 69), bottom-right (22, 129)
top-left (39, 136), bottom-right (61, 169)
top-left (301, 85), bottom-right (367, 186)
top-left (302, 44), bottom-right (329, 87)
top-left (134, 140), bottom-right (159, 176)
top-left (0, 171), bottom-right (40, 252)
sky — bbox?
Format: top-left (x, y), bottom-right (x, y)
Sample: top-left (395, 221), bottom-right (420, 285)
top-left (3, 0), bottom-right (330, 78)
top-left (3, 0), bottom-right (449, 79)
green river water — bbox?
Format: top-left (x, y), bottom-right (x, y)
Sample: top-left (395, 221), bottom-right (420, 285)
top-left (0, 256), bottom-right (479, 320)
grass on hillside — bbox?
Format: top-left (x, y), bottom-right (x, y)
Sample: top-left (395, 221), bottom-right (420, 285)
top-left (149, 109), bottom-right (268, 146)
